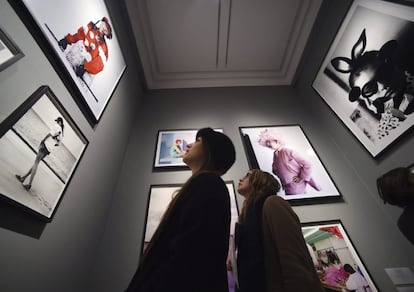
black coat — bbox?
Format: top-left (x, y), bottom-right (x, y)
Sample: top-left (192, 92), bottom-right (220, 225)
top-left (235, 196), bottom-right (270, 292)
top-left (126, 172), bottom-right (231, 292)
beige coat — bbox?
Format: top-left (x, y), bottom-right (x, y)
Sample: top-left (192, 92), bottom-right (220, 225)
top-left (262, 196), bottom-right (325, 292)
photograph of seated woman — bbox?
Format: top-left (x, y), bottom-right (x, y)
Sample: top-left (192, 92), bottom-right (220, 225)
top-left (233, 169), bottom-right (324, 292)
top-left (126, 128), bottom-right (236, 292)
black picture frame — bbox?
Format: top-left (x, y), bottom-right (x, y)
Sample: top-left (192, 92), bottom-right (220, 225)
top-left (239, 125), bottom-right (341, 205)
top-left (301, 220), bottom-right (378, 292)
top-left (141, 181), bottom-right (239, 291)
top-left (0, 26), bottom-right (24, 71)
top-left (0, 85), bottom-right (88, 221)
top-left (9, 0), bottom-right (127, 126)
top-left (312, 0), bottom-right (414, 158)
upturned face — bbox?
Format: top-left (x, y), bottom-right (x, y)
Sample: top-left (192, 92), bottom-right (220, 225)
top-left (238, 171), bottom-right (253, 197)
top-left (183, 136), bottom-right (206, 173)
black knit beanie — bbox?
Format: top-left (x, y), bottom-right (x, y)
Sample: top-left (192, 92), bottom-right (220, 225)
top-left (196, 128), bottom-right (235, 174)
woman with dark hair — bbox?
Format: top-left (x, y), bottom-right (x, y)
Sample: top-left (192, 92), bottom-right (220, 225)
top-left (126, 127), bottom-right (236, 292)
top-left (16, 117), bottom-right (64, 190)
top-left (234, 169), bottom-right (324, 292)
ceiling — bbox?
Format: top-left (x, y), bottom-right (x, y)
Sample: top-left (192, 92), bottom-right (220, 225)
top-left (125, 0), bottom-right (323, 89)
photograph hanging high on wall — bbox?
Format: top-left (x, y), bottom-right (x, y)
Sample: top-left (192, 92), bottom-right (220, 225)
top-left (301, 220), bottom-right (378, 291)
top-left (142, 182), bottom-right (239, 291)
top-left (153, 128), bottom-right (223, 170)
top-left (312, 0), bottom-right (414, 157)
top-left (240, 125), bottom-right (341, 204)
top-left (0, 86), bottom-right (88, 221)
top-left (9, 0), bottom-right (126, 125)
top-left (0, 26), bottom-right (24, 71)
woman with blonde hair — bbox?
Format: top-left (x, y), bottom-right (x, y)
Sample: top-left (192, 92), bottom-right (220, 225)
top-left (234, 169), bottom-right (324, 292)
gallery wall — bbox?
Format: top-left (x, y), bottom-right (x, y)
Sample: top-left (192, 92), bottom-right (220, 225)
top-left (294, 0), bottom-right (414, 290)
top-left (88, 0), bottom-right (414, 292)
top-left (0, 0), bottom-right (143, 291)
top-left (0, 0), bottom-right (413, 291)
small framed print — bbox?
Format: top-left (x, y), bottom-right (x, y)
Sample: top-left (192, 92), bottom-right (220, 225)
top-left (153, 128), bottom-right (223, 170)
top-left (0, 86), bottom-right (88, 221)
top-left (301, 220), bottom-right (378, 292)
top-left (142, 182), bottom-right (239, 291)
top-left (0, 26), bottom-right (24, 71)
top-left (312, 0), bottom-right (414, 157)
top-left (240, 125), bottom-right (341, 204)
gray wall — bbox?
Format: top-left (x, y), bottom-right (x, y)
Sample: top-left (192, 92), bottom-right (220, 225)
top-left (88, 85), bottom-right (309, 291)
top-left (293, 0), bottom-right (414, 290)
top-left (0, 0), bottom-right (143, 291)
top-left (1, 0), bottom-right (413, 291)
top-left (89, 1), bottom-right (414, 292)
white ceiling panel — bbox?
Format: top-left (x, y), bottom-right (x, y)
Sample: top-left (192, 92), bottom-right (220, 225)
top-left (125, 0), bottom-right (323, 89)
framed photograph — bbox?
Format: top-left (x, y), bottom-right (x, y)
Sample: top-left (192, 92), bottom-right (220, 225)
top-left (0, 85), bottom-right (88, 221)
top-left (153, 128), bottom-right (223, 170)
top-left (142, 182), bottom-right (239, 291)
top-left (301, 220), bottom-right (378, 291)
top-left (312, 0), bottom-right (414, 157)
top-left (240, 125), bottom-right (341, 204)
top-left (9, 0), bottom-right (127, 125)
top-left (0, 26), bottom-right (24, 71)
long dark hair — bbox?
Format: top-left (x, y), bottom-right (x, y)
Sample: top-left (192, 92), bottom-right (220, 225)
top-left (141, 130), bottom-right (232, 261)
top-left (239, 169), bottom-right (280, 223)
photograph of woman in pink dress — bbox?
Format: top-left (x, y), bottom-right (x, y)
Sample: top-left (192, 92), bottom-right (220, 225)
top-left (240, 125), bottom-right (341, 202)
top-left (258, 129), bottom-right (322, 195)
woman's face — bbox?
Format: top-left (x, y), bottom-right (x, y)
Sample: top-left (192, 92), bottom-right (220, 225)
top-left (238, 171), bottom-right (253, 197)
top-left (183, 136), bottom-right (206, 173)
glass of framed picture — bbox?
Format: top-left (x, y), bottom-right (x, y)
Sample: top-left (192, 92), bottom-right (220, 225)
top-left (312, 0), bottom-right (414, 157)
top-left (0, 86), bottom-right (88, 221)
top-left (9, 0), bottom-right (126, 125)
top-left (301, 220), bottom-right (378, 292)
top-left (0, 26), bottom-right (24, 71)
top-left (142, 182), bottom-right (239, 291)
top-left (240, 125), bottom-right (341, 204)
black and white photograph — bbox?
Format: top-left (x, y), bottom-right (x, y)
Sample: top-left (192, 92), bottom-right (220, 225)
top-left (0, 86), bottom-right (88, 220)
top-left (313, 0), bottom-right (414, 157)
top-left (0, 26), bottom-right (24, 71)
top-left (240, 125), bottom-right (341, 203)
top-left (10, 0), bottom-right (126, 124)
